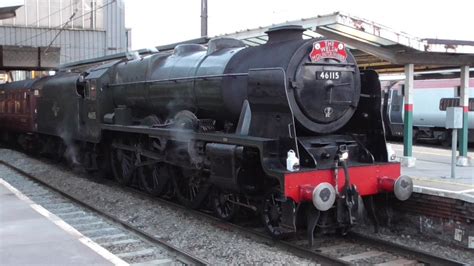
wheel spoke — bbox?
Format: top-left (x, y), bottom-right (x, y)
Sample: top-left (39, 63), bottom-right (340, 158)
top-left (173, 167), bottom-right (208, 209)
top-left (121, 152), bottom-right (133, 162)
top-left (262, 190), bottom-right (284, 238)
top-left (122, 155), bottom-right (133, 177)
top-left (111, 140), bottom-right (135, 186)
top-left (212, 189), bottom-right (236, 221)
top-left (188, 187), bottom-right (193, 200)
top-left (191, 186), bottom-right (198, 199)
top-left (224, 204), bottom-right (230, 216)
top-left (139, 163), bottom-right (168, 196)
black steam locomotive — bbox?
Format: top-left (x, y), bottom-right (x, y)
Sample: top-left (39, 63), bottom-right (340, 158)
top-left (0, 25), bottom-right (412, 245)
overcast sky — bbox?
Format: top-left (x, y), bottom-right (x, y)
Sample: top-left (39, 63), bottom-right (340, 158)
top-left (124, 0), bottom-right (473, 50)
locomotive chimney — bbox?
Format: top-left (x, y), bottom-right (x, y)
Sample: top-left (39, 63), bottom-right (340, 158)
top-left (265, 25), bottom-right (305, 44)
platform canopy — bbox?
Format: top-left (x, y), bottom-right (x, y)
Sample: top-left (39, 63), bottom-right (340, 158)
top-left (217, 12), bottom-right (474, 73)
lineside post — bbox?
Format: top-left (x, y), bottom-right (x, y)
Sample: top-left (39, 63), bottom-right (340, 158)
top-left (401, 64), bottom-right (416, 167)
top-left (201, 0), bottom-right (208, 37)
top-left (451, 128), bottom-right (457, 178)
top-left (457, 65), bottom-right (471, 166)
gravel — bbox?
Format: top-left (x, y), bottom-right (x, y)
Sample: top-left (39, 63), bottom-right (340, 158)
top-left (0, 148), bottom-right (317, 265)
top-left (2, 147), bottom-right (472, 264)
top-left (354, 225), bottom-right (474, 263)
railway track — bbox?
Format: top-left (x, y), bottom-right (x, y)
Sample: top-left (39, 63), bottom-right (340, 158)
top-left (0, 161), bottom-right (207, 266)
top-left (0, 159), bottom-right (466, 265)
top-left (126, 188), bottom-right (465, 266)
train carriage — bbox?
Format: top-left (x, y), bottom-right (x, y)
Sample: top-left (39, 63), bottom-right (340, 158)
top-left (383, 78), bottom-right (474, 144)
top-left (0, 79), bottom-right (39, 133)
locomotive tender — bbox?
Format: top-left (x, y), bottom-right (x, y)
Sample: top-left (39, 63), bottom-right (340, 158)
top-left (0, 25), bottom-right (413, 244)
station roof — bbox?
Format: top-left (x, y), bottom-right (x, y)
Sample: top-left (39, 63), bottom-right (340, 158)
top-left (0, 1), bottom-right (23, 20)
top-left (218, 12), bottom-right (474, 73)
top-left (61, 12), bottom-right (474, 74)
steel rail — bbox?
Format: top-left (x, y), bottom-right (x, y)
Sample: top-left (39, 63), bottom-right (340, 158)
top-left (0, 160), bottom-right (208, 266)
top-left (347, 232), bottom-right (464, 266)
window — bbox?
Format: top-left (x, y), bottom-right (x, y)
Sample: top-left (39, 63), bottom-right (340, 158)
top-left (7, 94), bottom-right (13, 113)
top-left (439, 98), bottom-right (460, 111)
top-left (95, 0), bottom-right (104, 29)
top-left (49, 0), bottom-right (61, 27)
top-left (83, 0), bottom-right (94, 29)
top-left (0, 91), bottom-right (4, 113)
top-left (15, 101), bottom-right (20, 113)
top-left (14, 93), bottom-right (21, 113)
top-left (26, 0), bottom-right (38, 27)
top-left (72, 0), bottom-right (84, 29)
top-left (8, 97), bottom-right (12, 113)
top-left (38, 0), bottom-right (50, 27)
top-left (62, 0), bottom-right (74, 28)
top-left (25, 93), bottom-right (31, 113)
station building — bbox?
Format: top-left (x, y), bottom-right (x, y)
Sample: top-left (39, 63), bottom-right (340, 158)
top-left (0, 0), bottom-right (130, 81)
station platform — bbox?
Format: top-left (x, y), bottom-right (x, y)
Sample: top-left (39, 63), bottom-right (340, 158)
top-left (391, 143), bottom-right (474, 203)
top-left (0, 180), bottom-right (125, 266)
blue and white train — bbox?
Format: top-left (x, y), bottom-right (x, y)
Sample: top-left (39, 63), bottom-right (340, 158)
top-left (383, 78), bottom-right (474, 144)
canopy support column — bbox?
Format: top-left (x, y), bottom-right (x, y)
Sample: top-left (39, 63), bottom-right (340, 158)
top-left (457, 65), bottom-right (471, 166)
top-left (401, 64), bottom-right (416, 167)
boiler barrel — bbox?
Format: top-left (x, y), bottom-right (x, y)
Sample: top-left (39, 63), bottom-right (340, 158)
top-left (112, 40), bottom-right (247, 121)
